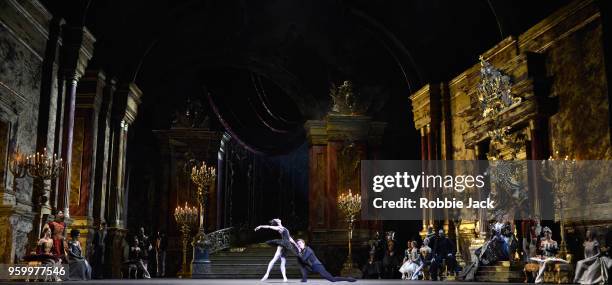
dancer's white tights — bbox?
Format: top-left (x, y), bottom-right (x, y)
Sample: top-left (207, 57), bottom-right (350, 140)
top-left (261, 246), bottom-right (287, 282)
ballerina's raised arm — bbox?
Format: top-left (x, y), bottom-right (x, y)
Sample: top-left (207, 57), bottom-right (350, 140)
top-left (254, 224), bottom-right (282, 232)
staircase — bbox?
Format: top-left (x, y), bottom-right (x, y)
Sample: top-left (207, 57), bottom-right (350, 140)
top-left (475, 261), bottom-right (524, 283)
top-left (193, 243), bottom-right (302, 279)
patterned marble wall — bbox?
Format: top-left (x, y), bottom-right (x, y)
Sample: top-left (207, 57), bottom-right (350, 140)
top-left (0, 0), bottom-right (52, 263)
top-left (546, 20), bottom-right (610, 160)
top-left (517, 0), bottom-right (611, 216)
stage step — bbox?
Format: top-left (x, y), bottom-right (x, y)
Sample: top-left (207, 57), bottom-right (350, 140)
top-left (193, 243), bottom-right (302, 279)
top-left (475, 261), bottom-right (524, 283)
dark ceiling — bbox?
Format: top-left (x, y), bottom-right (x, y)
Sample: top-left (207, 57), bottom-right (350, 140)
top-left (42, 0), bottom-right (570, 154)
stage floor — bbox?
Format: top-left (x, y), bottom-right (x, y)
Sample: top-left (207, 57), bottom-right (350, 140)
top-left (0, 279), bottom-right (527, 285)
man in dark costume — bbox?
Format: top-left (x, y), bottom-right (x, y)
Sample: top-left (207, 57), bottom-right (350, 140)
top-left (362, 251), bottom-right (382, 279)
top-left (92, 221), bottom-right (107, 278)
top-left (296, 239), bottom-right (356, 283)
top-left (382, 239), bottom-right (401, 279)
top-left (154, 231), bottom-right (167, 277)
top-left (431, 229), bottom-right (456, 280)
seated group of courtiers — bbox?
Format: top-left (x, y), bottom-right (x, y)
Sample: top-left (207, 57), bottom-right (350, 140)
top-left (25, 211), bottom-right (91, 281)
top-left (361, 220), bottom-right (610, 284)
top-left (459, 217), bottom-right (611, 285)
top-left (362, 229), bottom-right (456, 280)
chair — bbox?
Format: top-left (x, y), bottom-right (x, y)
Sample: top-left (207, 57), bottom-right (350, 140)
top-left (524, 262), bottom-right (539, 283)
top-left (121, 262), bottom-right (139, 279)
top-left (554, 263), bottom-right (572, 284)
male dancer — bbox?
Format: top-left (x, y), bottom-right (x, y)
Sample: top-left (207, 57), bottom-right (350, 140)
top-left (296, 239), bottom-right (356, 283)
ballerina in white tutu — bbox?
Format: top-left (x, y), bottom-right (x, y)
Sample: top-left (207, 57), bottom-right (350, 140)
top-left (399, 240), bottom-right (420, 280)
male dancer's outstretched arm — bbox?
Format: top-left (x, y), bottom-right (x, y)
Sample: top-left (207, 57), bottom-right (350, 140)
top-left (296, 239), bottom-right (356, 283)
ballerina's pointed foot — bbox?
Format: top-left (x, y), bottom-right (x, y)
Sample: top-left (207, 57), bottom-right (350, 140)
top-left (260, 275), bottom-right (269, 282)
top-left (283, 278), bottom-right (288, 282)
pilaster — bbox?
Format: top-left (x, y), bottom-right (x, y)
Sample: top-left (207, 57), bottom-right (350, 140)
top-left (92, 77), bottom-right (115, 226)
top-left (107, 83), bottom-right (142, 228)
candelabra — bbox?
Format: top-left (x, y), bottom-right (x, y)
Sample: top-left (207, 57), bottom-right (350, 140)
top-left (9, 148), bottom-right (63, 237)
top-left (174, 202), bottom-right (198, 277)
top-left (454, 221), bottom-right (465, 267)
top-left (541, 151), bottom-right (576, 259)
top-left (9, 147), bottom-right (63, 189)
top-left (25, 148), bottom-right (63, 180)
top-left (190, 161), bottom-right (216, 265)
top-left (337, 188), bottom-right (361, 276)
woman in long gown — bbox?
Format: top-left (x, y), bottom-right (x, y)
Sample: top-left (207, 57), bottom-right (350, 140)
top-left (67, 229), bottom-right (92, 280)
top-left (255, 218), bottom-right (298, 282)
top-left (412, 237), bottom-right (433, 280)
top-left (458, 221), bottom-right (514, 281)
top-left (34, 225), bottom-right (62, 281)
top-left (36, 225), bottom-right (57, 262)
top-left (574, 230), bottom-right (612, 284)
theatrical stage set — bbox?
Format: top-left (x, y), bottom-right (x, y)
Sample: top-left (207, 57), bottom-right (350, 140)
top-left (0, 0), bottom-right (611, 283)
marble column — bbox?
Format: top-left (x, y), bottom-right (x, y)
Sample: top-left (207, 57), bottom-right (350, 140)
top-left (106, 83), bottom-right (142, 278)
top-left (216, 133), bottom-right (230, 229)
top-left (92, 77), bottom-right (116, 226)
top-left (419, 127), bottom-right (429, 233)
top-left (69, 69), bottom-right (105, 255)
top-left (107, 83), bottom-right (142, 228)
top-left (56, 27), bottom-right (95, 219)
top-left (410, 84), bottom-right (441, 237)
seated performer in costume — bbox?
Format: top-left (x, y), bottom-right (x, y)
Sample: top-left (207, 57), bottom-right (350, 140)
top-left (531, 227), bottom-right (568, 284)
top-left (255, 218), bottom-right (298, 282)
top-left (382, 239), bottom-right (401, 279)
top-left (124, 235), bottom-right (151, 278)
top-left (67, 229), bottom-right (92, 280)
top-left (36, 225), bottom-right (58, 262)
top-left (295, 239), bottom-right (356, 283)
top-left (362, 251), bottom-right (382, 279)
top-left (398, 240), bottom-right (419, 280)
top-left (458, 218), bottom-right (516, 281)
top-left (414, 237), bottom-right (433, 280)
top-left (574, 230), bottom-right (612, 284)
top-left (30, 224), bottom-right (62, 281)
